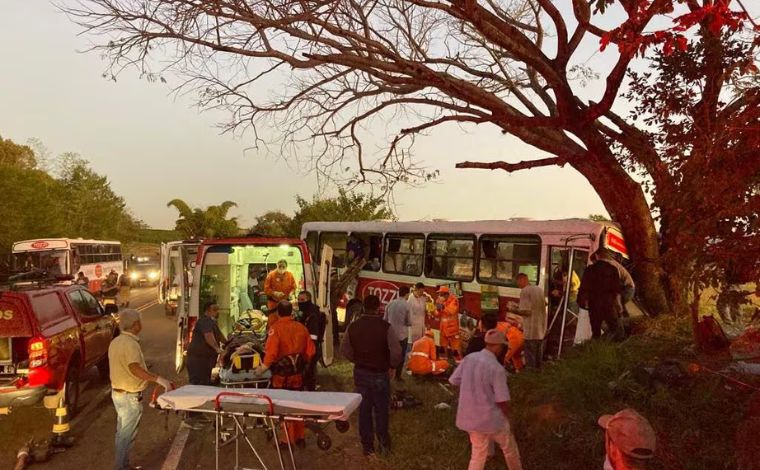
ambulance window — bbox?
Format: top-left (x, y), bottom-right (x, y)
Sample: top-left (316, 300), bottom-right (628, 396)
top-left (320, 232), bottom-right (347, 268)
top-left (383, 234), bottom-right (424, 276)
top-left (478, 235), bottom-right (541, 286)
top-left (425, 235), bottom-right (475, 281)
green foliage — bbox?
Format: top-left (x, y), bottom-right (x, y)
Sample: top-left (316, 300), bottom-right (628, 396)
top-left (167, 198), bottom-right (240, 239)
top-left (251, 211), bottom-right (293, 237)
top-left (136, 228), bottom-right (183, 244)
top-left (0, 135), bottom-right (36, 169)
top-left (0, 136), bottom-right (143, 262)
top-left (588, 214), bottom-right (611, 222)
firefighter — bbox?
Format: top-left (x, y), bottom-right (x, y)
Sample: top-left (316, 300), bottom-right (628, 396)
top-left (497, 320), bottom-right (525, 372)
top-left (256, 300), bottom-right (315, 448)
top-left (407, 329), bottom-right (449, 376)
top-left (263, 260), bottom-right (297, 312)
top-left (434, 286), bottom-right (461, 361)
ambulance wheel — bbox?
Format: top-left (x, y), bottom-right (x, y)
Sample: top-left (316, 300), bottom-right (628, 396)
top-left (316, 432), bottom-right (331, 451)
top-left (335, 420), bottom-right (349, 433)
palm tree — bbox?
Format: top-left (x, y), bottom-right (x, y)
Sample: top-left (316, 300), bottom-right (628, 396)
top-left (167, 199), bottom-right (239, 239)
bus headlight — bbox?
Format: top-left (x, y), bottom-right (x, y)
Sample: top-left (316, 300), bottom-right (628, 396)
top-left (129, 272), bottom-right (138, 280)
top-left (148, 271), bottom-right (159, 280)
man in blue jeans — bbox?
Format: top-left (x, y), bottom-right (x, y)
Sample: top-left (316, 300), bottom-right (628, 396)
top-left (108, 309), bottom-right (173, 470)
top-left (341, 295), bottom-right (402, 456)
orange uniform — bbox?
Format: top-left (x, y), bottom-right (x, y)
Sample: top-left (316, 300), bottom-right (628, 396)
top-left (436, 295), bottom-right (461, 356)
top-left (264, 270), bottom-right (296, 311)
top-left (496, 321), bottom-right (525, 371)
top-left (407, 335), bottom-right (449, 375)
top-left (264, 316), bottom-right (316, 443)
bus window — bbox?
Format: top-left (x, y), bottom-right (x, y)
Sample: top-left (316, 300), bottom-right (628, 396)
top-left (320, 232), bottom-right (348, 268)
top-left (353, 233), bottom-right (383, 272)
top-left (478, 235), bottom-right (541, 286)
top-left (425, 235), bottom-right (475, 281)
top-left (383, 234), bottom-right (424, 276)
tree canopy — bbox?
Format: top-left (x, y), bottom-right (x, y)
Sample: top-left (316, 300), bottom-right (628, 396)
top-left (167, 199), bottom-right (240, 239)
top-left (68, 0), bottom-right (759, 315)
top-left (0, 136), bottom-right (143, 262)
top-left (251, 189), bottom-right (395, 237)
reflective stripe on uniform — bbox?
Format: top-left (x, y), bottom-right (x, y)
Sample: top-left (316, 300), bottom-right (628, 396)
top-left (410, 352), bottom-right (429, 358)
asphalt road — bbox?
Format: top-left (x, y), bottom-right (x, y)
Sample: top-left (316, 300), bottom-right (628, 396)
top-left (0, 287), bottom-right (184, 470)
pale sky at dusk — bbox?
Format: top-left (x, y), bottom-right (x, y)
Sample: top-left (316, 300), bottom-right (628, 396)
top-left (0, 1), bottom-right (630, 229)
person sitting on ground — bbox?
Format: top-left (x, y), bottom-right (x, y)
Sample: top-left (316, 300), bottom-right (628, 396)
top-left (598, 408), bottom-right (656, 470)
top-left (497, 319), bottom-right (525, 372)
top-left (464, 313), bottom-right (498, 357)
top-left (407, 329), bottom-right (450, 376)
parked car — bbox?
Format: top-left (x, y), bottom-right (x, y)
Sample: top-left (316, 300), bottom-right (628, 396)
top-left (0, 282), bottom-right (117, 414)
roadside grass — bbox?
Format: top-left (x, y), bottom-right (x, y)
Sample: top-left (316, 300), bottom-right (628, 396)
top-left (319, 315), bottom-right (759, 469)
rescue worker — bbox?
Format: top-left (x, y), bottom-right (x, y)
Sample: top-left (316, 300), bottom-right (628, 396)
top-left (407, 329), bottom-right (449, 376)
top-left (264, 260), bottom-right (297, 311)
top-left (434, 286), bottom-right (461, 361)
top-left (256, 300), bottom-right (315, 448)
top-left (497, 320), bottom-right (525, 372)
top-left (118, 272), bottom-right (131, 308)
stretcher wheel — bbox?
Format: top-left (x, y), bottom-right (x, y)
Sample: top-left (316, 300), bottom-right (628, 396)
top-left (316, 432), bottom-right (331, 451)
top-left (335, 420), bottom-right (349, 434)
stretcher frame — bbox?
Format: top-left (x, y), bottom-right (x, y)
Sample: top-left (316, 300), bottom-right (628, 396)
top-left (165, 390), bottom-right (349, 470)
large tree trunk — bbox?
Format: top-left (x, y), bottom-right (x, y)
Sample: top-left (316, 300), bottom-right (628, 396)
top-left (571, 146), bottom-right (673, 316)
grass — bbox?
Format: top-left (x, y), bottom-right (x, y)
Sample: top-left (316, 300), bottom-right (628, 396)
top-left (318, 316), bottom-right (759, 470)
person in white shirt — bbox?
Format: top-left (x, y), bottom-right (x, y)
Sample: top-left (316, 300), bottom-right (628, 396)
top-left (449, 329), bottom-right (523, 470)
top-left (407, 282), bottom-right (431, 343)
top-left (508, 273), bottom-right (547, 368)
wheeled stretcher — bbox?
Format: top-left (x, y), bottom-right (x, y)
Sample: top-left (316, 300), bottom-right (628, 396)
top-left (156, 385), bottom-right (361, 470)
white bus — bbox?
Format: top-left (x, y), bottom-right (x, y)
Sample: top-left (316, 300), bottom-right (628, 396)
top-left (302, 219), bottom-right (628, 354)
top-left (11, 238), bottom-right (123, 292)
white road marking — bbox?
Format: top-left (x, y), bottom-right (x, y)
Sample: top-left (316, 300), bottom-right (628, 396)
top-left (137, 300), bottom-right (159, 312)
top-left (161, 425), bottom-right (191, 470)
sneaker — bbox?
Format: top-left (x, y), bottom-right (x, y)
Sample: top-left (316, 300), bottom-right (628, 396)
top-left (362, 448), bottom-right (375, 457)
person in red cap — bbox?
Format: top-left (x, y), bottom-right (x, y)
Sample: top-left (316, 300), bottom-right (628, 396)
top-left (598, 408), bottom-right (656, 470)
top-left (434, 286), bottom-right (462, 361)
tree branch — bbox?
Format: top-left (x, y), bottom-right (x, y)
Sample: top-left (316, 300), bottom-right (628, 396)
top-left (455, 156), bottom-right (567, 172)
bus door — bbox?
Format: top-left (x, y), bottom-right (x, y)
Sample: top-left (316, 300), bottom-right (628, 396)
top-left (545, 246), bottom-right (589, 358)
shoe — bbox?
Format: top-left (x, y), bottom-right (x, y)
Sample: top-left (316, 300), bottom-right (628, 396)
top-left (277, 442), bottom-right (292, 451)
top-left (378, 439), bottom-right (391, 456)
top-left (362, 448), bottom-right (375, 457)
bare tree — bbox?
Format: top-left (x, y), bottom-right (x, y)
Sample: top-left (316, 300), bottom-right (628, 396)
top-left (65, 0), bottom-right (760, 315)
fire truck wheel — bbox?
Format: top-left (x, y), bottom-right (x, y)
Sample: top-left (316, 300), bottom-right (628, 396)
top-left (65, 362), bottom-right (81, 416)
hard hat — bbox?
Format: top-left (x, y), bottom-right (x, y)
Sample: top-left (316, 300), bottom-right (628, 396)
top-left (437, 286), bottom-right (450, 294)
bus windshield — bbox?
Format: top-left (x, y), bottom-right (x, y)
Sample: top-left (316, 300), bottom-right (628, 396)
top-left (11, 250), bottom-right (68, 274)
top-left (200, 243), bottom-right (305, 335)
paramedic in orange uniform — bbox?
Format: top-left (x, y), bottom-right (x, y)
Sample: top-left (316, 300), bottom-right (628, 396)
top-left (435, 286), bottom-right (462, 361)
top-left (256, 301), bottom-right (316, 447)
top-left (497, 320), bottom-right (525, 371)
top-left (407, 330), bottom-right (450, 376)
top-left (264, 260), bottom-right (297, 311)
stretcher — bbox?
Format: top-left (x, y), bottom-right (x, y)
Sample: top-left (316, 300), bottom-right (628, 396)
top-left (156, 385), bottom-right (361, 470)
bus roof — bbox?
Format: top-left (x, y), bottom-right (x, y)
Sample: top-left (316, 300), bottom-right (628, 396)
top-left (12, 238), bottom-right (122, 252)
top-left (300, 218), bottom-right (618, 237)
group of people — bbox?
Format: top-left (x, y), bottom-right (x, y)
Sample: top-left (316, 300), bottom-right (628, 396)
top-left (106, 247), bottom-right (642, 470)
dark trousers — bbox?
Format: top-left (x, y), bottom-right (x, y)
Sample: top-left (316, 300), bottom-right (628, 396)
top-left (524, 340), bottom-right (544, 369)
top-left (187, 355), bottom-right (215, 385)
top-left (303, 343), bottom-right (322, 391)
top-left (354, 368), bottom-right (391, 453)
top-left (589, 308), bottom-right (621, 340)
top-left (394, 339), bottom-right (408, 379)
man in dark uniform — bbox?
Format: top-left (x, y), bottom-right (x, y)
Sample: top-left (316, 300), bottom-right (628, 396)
top-left (578, 249), bottom-right (626, 340)
top-left (297, 290), bottom-right (326, 391)
top-left (186, 302), bottom-right (225, 385)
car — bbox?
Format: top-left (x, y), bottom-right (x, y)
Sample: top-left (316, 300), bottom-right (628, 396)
top-left (127, 257), bottom-right (160, 287)
top-left (0, 280), bottom-right (117, 415)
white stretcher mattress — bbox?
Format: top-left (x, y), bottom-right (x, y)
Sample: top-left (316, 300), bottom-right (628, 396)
top-left (157, 385), bottom-right (362, 421)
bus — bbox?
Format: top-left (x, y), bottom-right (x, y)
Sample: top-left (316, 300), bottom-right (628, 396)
top-left (301, 219), bottom-right (628, 354)
top-left (171, 237), bottom-right (316, 373)
top-left (11, 238), bottom-right (123, 292)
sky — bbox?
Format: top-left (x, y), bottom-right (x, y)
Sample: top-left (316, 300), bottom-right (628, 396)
top-left (0, 1), bottom-right (621, 229)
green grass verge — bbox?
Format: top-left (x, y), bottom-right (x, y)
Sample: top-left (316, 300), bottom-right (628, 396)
top-left (320, 316), bottom-right (757, 470)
